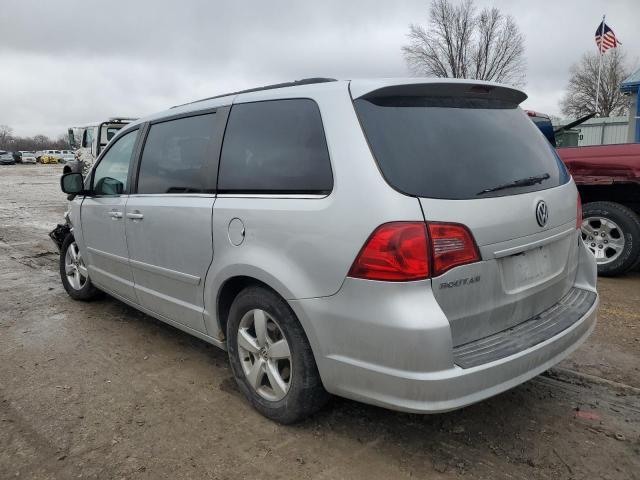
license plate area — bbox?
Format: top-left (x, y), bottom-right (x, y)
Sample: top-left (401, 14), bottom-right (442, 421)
top-left (500, 240), bottom-right (568, 293)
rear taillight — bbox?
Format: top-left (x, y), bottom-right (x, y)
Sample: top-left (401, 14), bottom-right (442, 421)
top-left (576, 194), bottom-right (583, 229)
top-left (428, 223), bottom-right (480, 276)
top-left (348, 222), bottom-right (429, 281)
top-left (348, 221), bottom-right (480, 281)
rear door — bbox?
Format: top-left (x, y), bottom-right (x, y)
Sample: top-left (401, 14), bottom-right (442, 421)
top-left (81, 128), bottom-right (140, 301)
top-left (353, 83), bottom-right (580, 346)
top-left (124, 110), bottom-right (227, 333)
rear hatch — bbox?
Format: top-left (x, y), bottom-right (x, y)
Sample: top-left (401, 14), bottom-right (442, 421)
top-left (352, 81), bottom-right (580, 347)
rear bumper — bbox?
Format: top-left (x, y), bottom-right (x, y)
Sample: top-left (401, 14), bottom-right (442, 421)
top-left (290, 238), bottom-right (598, 413)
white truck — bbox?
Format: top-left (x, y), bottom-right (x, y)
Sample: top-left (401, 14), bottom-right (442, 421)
top-left (66, 117), bottom-right (136, 174)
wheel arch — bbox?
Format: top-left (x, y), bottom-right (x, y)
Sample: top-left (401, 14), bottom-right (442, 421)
top-left (577, 183), bottom-right (640, 216)
top-left (212, 271), bottom-right (324, 370)
top-left (216, 275), bottom-right (273, 341)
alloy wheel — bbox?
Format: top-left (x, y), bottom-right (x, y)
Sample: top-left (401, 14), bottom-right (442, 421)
top-left (64, 241), bottom-right (88, 290)
top-left (237, 309), bottom-right (292, 401)
top-left (581, 216), bottom-right (625, 265)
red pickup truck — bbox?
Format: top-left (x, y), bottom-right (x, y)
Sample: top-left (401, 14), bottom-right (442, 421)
top-left (557, 143), bottom-right (640, 276)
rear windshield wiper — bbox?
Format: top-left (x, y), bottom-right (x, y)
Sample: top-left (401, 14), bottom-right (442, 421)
top-left (476, 173), bottom-right (550, 195)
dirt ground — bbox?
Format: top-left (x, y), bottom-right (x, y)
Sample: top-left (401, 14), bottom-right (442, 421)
top-left (1, 164), bottom-right (639, 480)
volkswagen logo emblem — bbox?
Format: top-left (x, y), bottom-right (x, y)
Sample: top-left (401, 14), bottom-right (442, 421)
top-left (535, 200), bottom-right (549, 227)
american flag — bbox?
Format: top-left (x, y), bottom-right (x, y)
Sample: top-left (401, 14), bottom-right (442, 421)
top-left (595, 21), bottom-right (620, 53)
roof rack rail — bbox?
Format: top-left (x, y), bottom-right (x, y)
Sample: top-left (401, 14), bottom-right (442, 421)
top-left (106, 117), bottom-right (137, 122)
top-left (171, 77), bottom-right (337, 108)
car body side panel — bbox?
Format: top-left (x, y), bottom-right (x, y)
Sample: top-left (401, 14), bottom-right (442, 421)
top-left (67, 198), bottom-right (84, 249)
top-left (80, 195), bottom-right (137, 301)
top-left (557, 143), bottom-right (640, 185)
top-left (124, 195), bottom-right (215, 333)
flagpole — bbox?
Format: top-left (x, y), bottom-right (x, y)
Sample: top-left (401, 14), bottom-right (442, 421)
top-left (594, 14), bottom-right (606, 115)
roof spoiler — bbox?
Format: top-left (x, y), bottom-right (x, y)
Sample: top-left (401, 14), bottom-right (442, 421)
top-left (350, 79), bottom-right (527, 105)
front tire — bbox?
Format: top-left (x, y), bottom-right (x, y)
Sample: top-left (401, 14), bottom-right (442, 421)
top-left (226, 286), bottom-right (329, 424)
top-left (581, 201), bottom-right (640, 276)
top-left (59, 234), bottom-right (99, 300)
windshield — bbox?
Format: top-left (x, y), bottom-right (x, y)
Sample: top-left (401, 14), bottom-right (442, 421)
top-left (354, 96), bottom-right (569, 199)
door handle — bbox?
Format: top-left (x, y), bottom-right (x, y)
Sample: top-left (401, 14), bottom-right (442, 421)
top-left (126, 212), bottom-right (144, 220)
top-left (108, 210), bottom-right (123, 219)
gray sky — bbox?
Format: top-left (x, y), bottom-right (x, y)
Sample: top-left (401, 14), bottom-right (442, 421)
top-left (1, 0), bottom-right (638, 137)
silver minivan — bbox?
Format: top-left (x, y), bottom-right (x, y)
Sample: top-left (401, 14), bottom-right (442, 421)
top-left (56, 78), bottom-right (598, 423)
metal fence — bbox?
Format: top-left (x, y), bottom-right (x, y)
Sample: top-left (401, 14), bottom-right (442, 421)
top-left (555, 116), bottom-right (629, 146)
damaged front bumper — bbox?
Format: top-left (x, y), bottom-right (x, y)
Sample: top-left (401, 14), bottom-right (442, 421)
top-left (49, 223), bottom-right (71, 251)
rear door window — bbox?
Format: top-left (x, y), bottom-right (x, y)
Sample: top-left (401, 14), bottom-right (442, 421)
top-left (136, 113), bottom-right (217, 194)
top-left (218, 99), bottom-right (333, 194)
top-left (354, 96), bottom-right (569, 199)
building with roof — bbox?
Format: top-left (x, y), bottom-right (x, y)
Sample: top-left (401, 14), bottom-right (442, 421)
top-left (620, 67), bottom-right (640, 143)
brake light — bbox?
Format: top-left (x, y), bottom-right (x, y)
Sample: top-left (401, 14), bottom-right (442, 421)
top-left (348, 222), bottom-right (480, 281)
top-left (348, 222), bottom-right (429, 281)
top-left (428, 223), bottom-right (480, 276)
top-left (576, 194), bottom-right (583, 229)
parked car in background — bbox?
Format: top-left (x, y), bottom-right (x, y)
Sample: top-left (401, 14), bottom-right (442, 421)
top-left (0, 151), bottom-right (16, 165)
top-left (527, 112), bottom-right (640, 276)
top-left (525, 111), bottom-right (557, 146)
top-left (19, 151), bottom-right (37, 164)
top-left (39, 150), bottom-right (61, 164)
top-left (557, 143), bottom-right (640, 276)
top-left (66, 117), bottom-right (136, 174)
top-left (54, 78), bottom-right (598, 424)
top-left (526, 111), bottom-right (597, 148)
top-left (59, 150), bottom-right (75, 164)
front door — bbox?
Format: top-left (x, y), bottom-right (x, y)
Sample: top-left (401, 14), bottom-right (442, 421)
top-left (81, 129), bottom-right (139, 302)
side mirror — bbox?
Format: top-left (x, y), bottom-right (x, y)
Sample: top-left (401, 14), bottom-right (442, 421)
top-left (94, 177), bottom-right (123, 195)
top-left (60, 172), bottom-right (84, 195)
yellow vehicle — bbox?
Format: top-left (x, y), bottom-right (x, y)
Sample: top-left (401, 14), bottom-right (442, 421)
top-left (40, 155), bottom-right (59, 164)
top-left (37, 150), bottom-right (61, 164)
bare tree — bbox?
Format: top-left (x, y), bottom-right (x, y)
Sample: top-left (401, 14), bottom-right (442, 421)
top-left (32, 134), bottom-right (50, 150)
top-left (0, 125), bottom-right (13, 149)
top-left (560, 49), bottom-right (631, 118)
top-left (402, 0), bottom-right (526, 87)
top-left (0, 126), bottom-right (69, 151)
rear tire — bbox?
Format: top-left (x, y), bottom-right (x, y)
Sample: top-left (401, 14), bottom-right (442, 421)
top-left (581, 201), bottom-right (640, 276)
top-left (226, 286), bottom-right (330, 424)
top-left (59, 234), bottom-right (100, 300)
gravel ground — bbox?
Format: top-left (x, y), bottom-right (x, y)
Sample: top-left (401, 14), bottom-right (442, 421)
top-left (1, 164), bottom-right (639, 480)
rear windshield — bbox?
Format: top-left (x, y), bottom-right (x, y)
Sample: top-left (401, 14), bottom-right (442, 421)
top-left (354, 96), bottom-right (569, 199)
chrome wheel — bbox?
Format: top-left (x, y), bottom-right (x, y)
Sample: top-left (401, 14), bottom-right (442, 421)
top-left (64, 241), bottom-right (88, 290)
top-left (237, 309), bottom-right (292, 401)
top-left (581, 216), bottom-right (625, 265)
